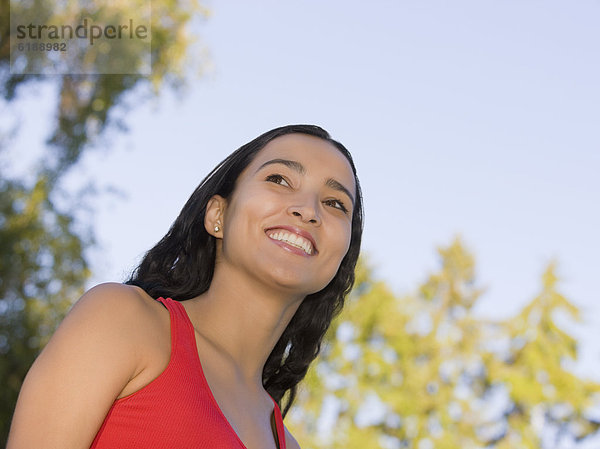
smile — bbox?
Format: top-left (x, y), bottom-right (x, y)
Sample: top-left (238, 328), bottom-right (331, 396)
top-left (266, 229), bottom-right (315, 256)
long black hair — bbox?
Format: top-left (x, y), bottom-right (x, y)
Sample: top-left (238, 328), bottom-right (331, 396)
top-left (126, 124), bottom-right (364, 415)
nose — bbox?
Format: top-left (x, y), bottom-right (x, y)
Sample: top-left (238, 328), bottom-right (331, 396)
top-left (287, 197), bottom-right (321, 225)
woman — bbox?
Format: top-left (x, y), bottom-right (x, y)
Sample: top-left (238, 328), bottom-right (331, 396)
top-left (8, 124), bottom-right (364, 449)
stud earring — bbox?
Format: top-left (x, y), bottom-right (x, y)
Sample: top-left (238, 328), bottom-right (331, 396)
top-left (214, 221), bottom-right (221, 233)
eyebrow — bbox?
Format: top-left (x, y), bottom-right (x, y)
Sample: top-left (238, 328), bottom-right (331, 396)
top-left (257, 158), bottom-right (355, 207)
top-left (326, 178), bottom-right (355, 207)
top-left (258, 158), bottom-right (305, 175)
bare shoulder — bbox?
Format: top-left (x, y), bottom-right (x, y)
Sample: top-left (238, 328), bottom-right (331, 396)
top-left (62, 282), bottom-right (168, 365)
top-left (68, 282), bottom-right (168, 332)
top-left (45, 282), bottom-right (154, 345)
top-left (34, 282), bottom-right (165, 384)
top-left (284, 426), bottom-right (301, 449)
top-left (74, 282), bottom-right (157, 316)
top-left (7, 283), bottom-right (165, 448)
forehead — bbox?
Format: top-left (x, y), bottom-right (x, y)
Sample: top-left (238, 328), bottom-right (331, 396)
top-left (247, 133), bottom-right (356, 191)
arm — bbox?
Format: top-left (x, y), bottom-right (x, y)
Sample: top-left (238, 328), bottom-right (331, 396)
top-left (7, 283), bottom-right (148, 449)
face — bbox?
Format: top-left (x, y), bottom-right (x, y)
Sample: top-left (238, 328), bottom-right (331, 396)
top-left (211, 133), bottom-right (356, 297)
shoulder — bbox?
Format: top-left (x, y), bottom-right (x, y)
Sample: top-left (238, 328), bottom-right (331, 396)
top-left (44, 282), bottom-right (168, 374)
top-left (6, 283), bottom-right (166, 448)
top-left (69, 283), bottom-right (166, 327)
top-left (75, 282), bottom-right (156, 313)
top-left (65, 282), bottom-right (167, 350)
top-left (28, 282), bottom-right (169, 400)
top-left (46, 282), bottom-right (160, 352)
top-left (284, 426), bottom-right (301, 449)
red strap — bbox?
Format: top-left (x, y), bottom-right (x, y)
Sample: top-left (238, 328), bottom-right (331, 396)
top-left (272, 401), bottom-right (286, 449)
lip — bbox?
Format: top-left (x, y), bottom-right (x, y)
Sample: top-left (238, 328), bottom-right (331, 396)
top-left (264, 225), bottom-right (319, 255)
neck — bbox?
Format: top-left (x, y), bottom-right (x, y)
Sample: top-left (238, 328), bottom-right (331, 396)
top-left (186, 264), bottom-right (304, 387)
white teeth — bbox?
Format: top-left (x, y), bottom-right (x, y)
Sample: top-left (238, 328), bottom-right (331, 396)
top-left (267, 230), bottom-right (314, 255)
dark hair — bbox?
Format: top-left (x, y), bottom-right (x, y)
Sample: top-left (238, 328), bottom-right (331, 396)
top-left (126, 124), bottom-right (364, 415)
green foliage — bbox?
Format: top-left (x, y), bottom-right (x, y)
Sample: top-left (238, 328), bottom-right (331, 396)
top-left (0, 2), bottom-right (209, 442)
top-left (0, 0), bottom-right (209, 177)
top-left (0, 172), bottom-right (91, 443)
top-left (0, 0), bottom-right (208, 446)
top-left (288, 237), bottom-right (600, 449)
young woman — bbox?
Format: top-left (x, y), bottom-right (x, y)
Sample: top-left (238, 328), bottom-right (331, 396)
top-left (8, 124), bottom-right (364, 449)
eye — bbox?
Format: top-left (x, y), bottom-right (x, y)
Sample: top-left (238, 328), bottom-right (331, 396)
top-left (265, 174), bottom-right (291, 187)
top-left (323, 198), bottom-right (349, 214)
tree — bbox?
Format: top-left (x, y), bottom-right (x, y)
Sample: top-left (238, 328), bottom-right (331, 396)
top-left (0, 172), bottom-right (90, 442)
top-left (491, 263), bottom-right (600, 448)
top-left (0, 0), bottom-right (209, 178)
top-left (0, 0), bottom-right (210, 443)
top-left (288, 238), bottom-right (600, 448)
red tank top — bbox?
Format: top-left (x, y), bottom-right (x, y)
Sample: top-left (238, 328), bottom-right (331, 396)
top-left (90, 297), bottom-right (286, 449)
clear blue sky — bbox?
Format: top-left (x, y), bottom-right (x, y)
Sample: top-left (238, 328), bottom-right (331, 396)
top-left (7, 0), bottom-right (600, 380)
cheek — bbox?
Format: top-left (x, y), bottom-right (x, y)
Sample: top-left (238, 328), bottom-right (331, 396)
top-left (316, 224), bottom-right (352, 290)
top-left (223, 190), bottom-right (277, 239)
top-left (343, 222), bottom-right (352, 251)
top-left (340, 218), bottom-right (353, 249)
top-left (327, 220), bottom-right (353, 262)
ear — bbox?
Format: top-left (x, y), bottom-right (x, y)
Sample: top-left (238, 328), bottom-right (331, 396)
top-left (205, 195), bottom-right (227, 238)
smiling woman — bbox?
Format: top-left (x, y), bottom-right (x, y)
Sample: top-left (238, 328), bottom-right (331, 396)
top-left (7, 125), bottom-right (364, 449)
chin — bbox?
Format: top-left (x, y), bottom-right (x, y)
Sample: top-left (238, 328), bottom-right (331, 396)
top-left (265, 265), bottom-right (328, 296)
